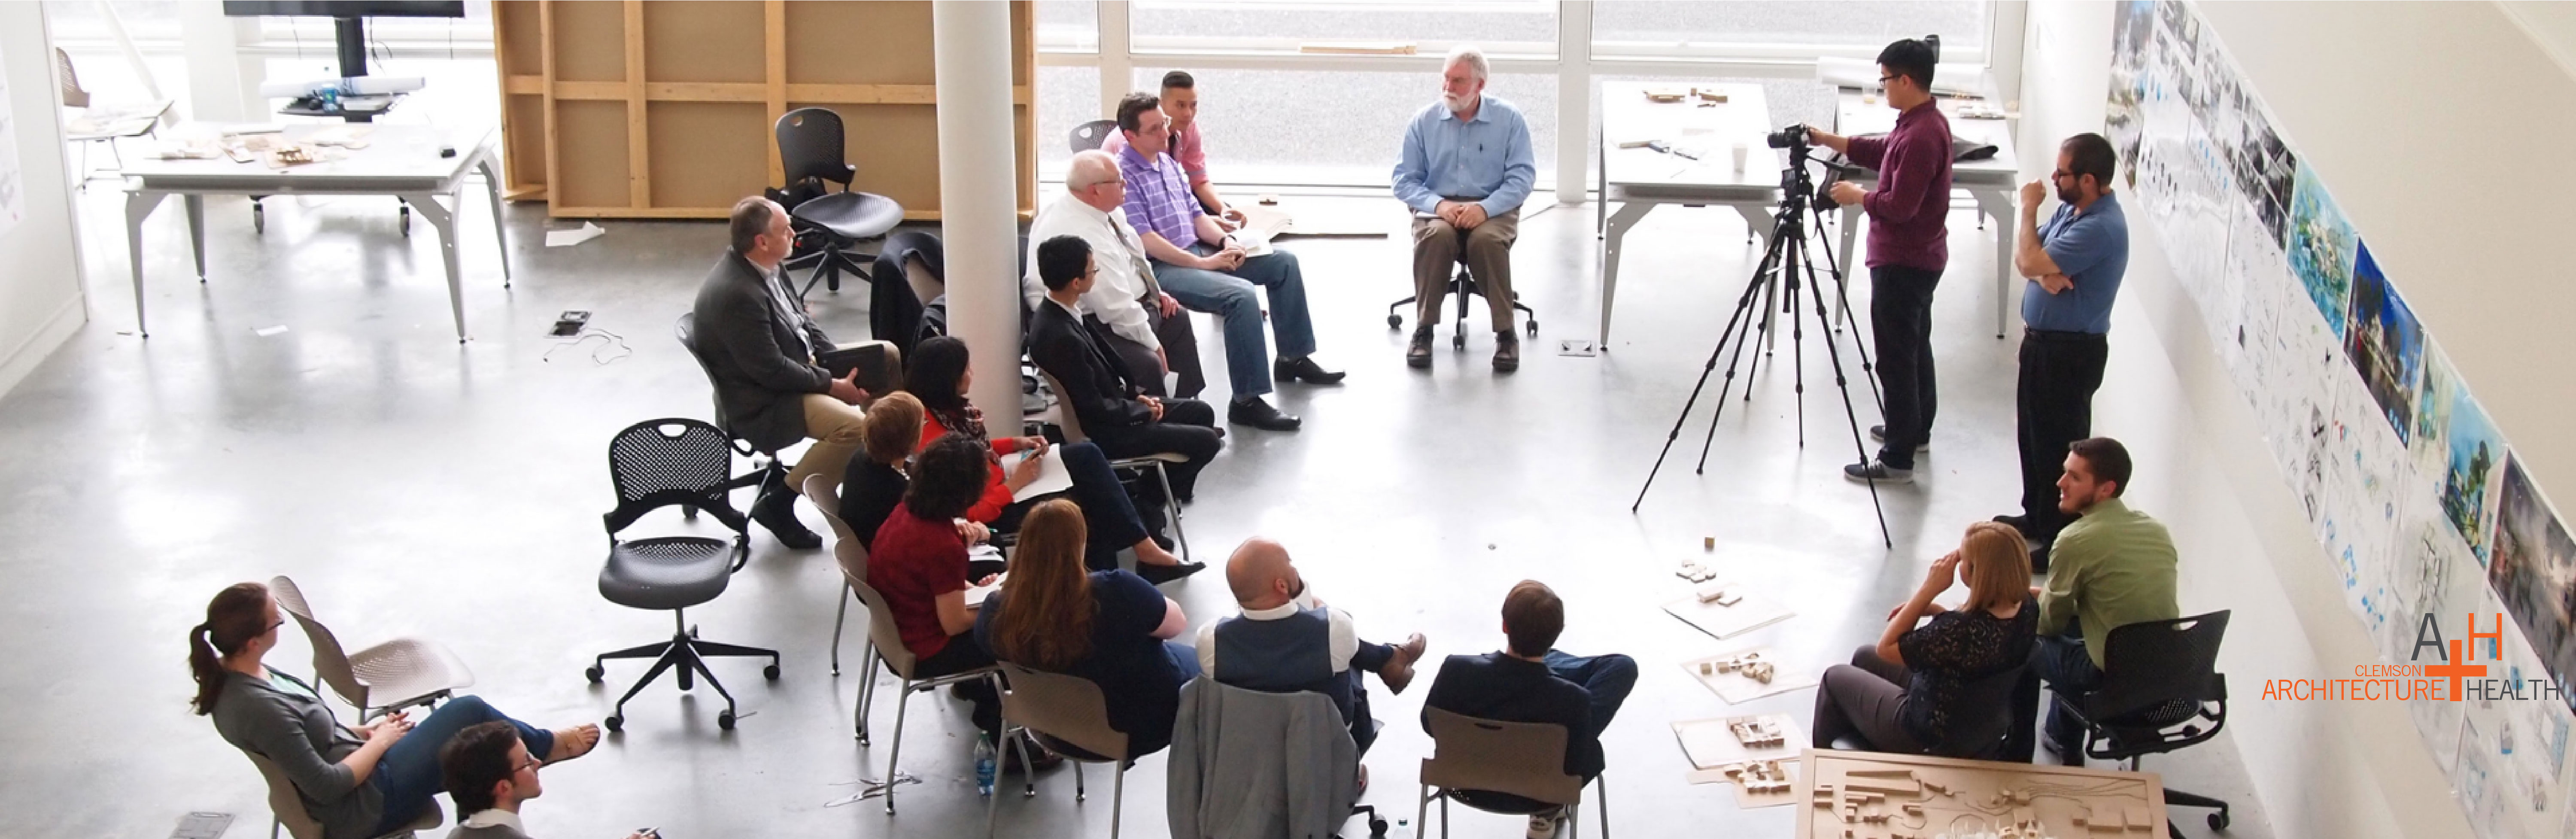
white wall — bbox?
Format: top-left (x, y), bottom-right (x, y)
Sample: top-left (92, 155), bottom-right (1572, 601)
top-left (2015, 1), bottom-right (2576, 837)
top-left (0, 3), bottom-right (89, 399)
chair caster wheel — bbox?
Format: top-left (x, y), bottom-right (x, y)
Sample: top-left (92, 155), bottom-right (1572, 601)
top-left (253, 204), bottom-right (266, 234)
top-left (584, 665), bottom-right (605, 684)
top-left (1526, 320), bottom-right (1540, 337)
top-left (717, 710), bottom-right (736, 730)
top-left (764, 664), bottom-right (781, 681)
top-left (603, 714), bottom-right (623, 733)
top-left (1370, 817), bottom-right (1388, 836)
top-left (2208, 811), bottom-right (2229, 830)
top-left (1387, 314), bottom-right (1402, 330)
top-left (688, 625), bottom-right (699, 638)
top-left (1452, 334), bottom-right (1465, 350)
top-left (400, 205), bottom-right (411, 236)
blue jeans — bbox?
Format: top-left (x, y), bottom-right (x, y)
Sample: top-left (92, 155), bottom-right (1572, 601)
top-left (1165, 640), bottom-right (1203, 680)
top-left (2033, 629), bottom-right (2103, 752)
top-left (1542, 650), bottom-right (1640, 742)
top-left (999, 442), bottom-right (1158, 572)
top-left (1151, 244), bottom-right (1318, 398)
top-left (371, 696), bottom-right (553, 834)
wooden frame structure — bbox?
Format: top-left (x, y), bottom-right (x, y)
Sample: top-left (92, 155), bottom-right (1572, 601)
top-left (492, 0), bottom-right (1036, 220)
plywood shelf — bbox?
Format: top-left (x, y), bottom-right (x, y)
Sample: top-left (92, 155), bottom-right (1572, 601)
top-left (492, 0), bottom-right (1037, 220)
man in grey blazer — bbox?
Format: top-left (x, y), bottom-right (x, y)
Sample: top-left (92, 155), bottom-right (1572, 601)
top-left (690, 196), bottom-right (873, 549)
top-left (440, 722), bottom-right (650, 839)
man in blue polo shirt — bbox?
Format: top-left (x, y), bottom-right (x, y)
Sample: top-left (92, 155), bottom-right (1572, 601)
top-left (1997, 133), bottom-right (2129, 571)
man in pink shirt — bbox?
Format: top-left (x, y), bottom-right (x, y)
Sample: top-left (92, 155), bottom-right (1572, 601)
top-left (1103, 70), bottom-right (1239, 223)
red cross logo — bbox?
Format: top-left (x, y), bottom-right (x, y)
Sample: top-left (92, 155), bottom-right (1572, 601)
top-left (2424, 639), bottom-right (2487, 702)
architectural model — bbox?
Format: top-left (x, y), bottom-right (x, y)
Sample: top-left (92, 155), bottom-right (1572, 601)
top-left (1795, 750), bottom-right (2164, 839)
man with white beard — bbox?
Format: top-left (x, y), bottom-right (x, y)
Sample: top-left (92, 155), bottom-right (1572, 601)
top-left (1391, 45), bottom-right (1537, 373)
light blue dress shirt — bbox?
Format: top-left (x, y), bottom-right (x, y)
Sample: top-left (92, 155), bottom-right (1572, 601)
top-left (1391, 94), bottom-right (1537, 216)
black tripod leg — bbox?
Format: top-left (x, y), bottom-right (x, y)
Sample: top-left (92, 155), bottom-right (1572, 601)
top-left (1691, 268), bottom-right (1777, 476)
top-left (1810, 204), bottom-right (1884, 410)
top-left (1634, 268), bottom-right (1771, 511)
top-left (1695, 208), bottom-right (1803, 474)
top-left (1800, 243), bottom-right (1893, 547)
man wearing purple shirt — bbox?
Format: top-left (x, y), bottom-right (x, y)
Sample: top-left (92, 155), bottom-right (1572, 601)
top-left (1115, 92), bottom-right (1341, 433)
top-left (1807, 38), bottom-right (1953, 483)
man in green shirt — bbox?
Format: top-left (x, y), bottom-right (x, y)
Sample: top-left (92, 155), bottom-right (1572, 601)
top-left (2031, 437), bottom-right (2179, 759)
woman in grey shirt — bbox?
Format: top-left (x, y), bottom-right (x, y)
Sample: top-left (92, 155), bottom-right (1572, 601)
top-left (191, 582), bottom-right (600, 839)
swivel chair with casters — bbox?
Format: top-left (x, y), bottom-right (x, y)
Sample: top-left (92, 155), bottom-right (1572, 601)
top-left (1387, 252), bottom-right (1538, 350)
top-left (2059, 611), bottom-right (2234, 837)
top-left (246, 749), bottom-right (443, 839)
top-left (776, 107), bottom-right (905, 300)
top-left (1418, 709), bottom-right (1608, 839)
top-left (1034, 369), bottom-right (1191, 562)
top-left (1069, 119), bottom-right (1119, 154)
top-left (986, 662), bottom-right (1144, 839)
top-left (584, 419), bottom-right (781, 732)
top-left (843, 571), bottom-right (1002, 815)
top-left (266, 575), bottom-right (475, 722)
top-left (673, 313), bottom-right (794, 539)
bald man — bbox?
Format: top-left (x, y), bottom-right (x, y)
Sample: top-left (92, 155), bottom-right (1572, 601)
top-left (1023, 149), bottom-right (1206, 399)
top-left (1197, 539), bottom-right (1428, 764)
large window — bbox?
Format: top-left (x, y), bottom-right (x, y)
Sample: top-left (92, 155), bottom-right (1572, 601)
top-left (1592, 1), bottom-right (1990, 63)
top-left (1128, 1), bottom-right (1556, 59)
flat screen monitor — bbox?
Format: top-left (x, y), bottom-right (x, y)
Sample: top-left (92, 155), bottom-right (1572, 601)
top-left (220, 2), bottom-right (465, 18)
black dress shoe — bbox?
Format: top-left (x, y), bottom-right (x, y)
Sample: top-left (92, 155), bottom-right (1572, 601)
top-left (1407, 328), bottom-right (1434, 369)
top-left (1275, 355), bottom-right (1347, 385)
top-left (1228, 396), bottom-right (1302, 431)
top-left (750, 492), bottom-right (822, 550)
top-left (1992, 513), bottom-right (2032, 535)
top-left (1136, 561), bottom-right (1207, 585)
top-left (1492, 333), bottom-right (1520, 373)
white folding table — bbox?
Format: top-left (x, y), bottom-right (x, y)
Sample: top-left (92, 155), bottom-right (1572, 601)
top-left (1593, 82), bottom-right (1786, 348)
top-left (119, 125), bottom-right (510, 341)
top-left (1831, 91), bottom-right (2022, 338)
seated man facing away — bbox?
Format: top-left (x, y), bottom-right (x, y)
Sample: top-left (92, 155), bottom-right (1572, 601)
top-left (1199, 538), bottom-right (1428, 789)
top-left (1028, 234), bottom-right (1227, 505)
top-left (2031, 437), bottom-right (2179, 761)
top-left (1391, 45), bottom-right (1536, 372)
top-left (1115, 91), bottom-right (1341, 432)
top-left (1023, 149), bottom-right (1206, 400)
top-left (690, 195), bottom-right (872, 550)
top-left (438, 721), bottom-right (646, 839)
top-left (1422, 580), bottom-right (1636, 839)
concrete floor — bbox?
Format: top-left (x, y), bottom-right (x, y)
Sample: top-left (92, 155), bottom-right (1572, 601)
top-left (3, 185), bottom-right (2276, 839)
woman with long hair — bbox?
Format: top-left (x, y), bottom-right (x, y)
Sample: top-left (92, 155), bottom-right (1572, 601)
top-left (190, 582), bottom-right (598, 839)
top-left (1811, 522), bottom-right (2038, 757)
top-left (975, 499), bottom-right (1199, 756)
top-left (905, 336), bottom-right (1202, 584)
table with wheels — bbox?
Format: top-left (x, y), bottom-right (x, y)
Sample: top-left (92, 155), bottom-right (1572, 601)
top-left (1830, 90), bottom-right (2022, 338)
top-left (1593, 82), bottom-right (1786, 350)
top-left (118, 124), bottom-right (510, 341)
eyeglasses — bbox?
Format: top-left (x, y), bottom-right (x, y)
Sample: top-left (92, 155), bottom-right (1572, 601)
top-left (2051, 169), bottom-right (2075, 180)
top-left (514, 755), bottom-right (543, 775)
top-left (264, 619), bottom-right (287, 633)
top-left (1878, 74), bottom-right (1899, 85)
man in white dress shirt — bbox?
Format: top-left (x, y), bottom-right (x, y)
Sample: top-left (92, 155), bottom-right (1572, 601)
top-left (1023, 149), bottom-right (1204, 398)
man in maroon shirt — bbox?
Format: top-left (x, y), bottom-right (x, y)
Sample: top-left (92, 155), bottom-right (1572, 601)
top-left (1807, 39), bottom-right (1952, 483)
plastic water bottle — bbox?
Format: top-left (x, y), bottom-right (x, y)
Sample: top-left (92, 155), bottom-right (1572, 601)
top-left (973, 733), bottom-right (998, 796)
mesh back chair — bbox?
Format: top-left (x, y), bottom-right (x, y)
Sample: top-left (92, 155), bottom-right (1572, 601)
top-left (843, 571), bottom-right (1003, 815)
top-left (776, 107), bottom-right (905, 299)
top-left (2061, 611), bottom-right (2233, 836)
top-left (1034, 369), bottom-right (1191, 562)
top-left (1419, 709), bottom-right (1608, 839)
top-left (1386, 246), bottom-right (1538, 348)
top-left (986, 662), bottom-right (1139, 838)
top-left (1943, 662), bottom-right (2030, 761)
top-left (265, 575), bottom-right (474, 722)
top-left (673, 313), bottom-right (792, 525)
top-left (582, 419), bottom-right (782, 732)
top-left (246, 749), bottom-right (442, 839)
top-left (1069, 119), bottom-right (1120, 153)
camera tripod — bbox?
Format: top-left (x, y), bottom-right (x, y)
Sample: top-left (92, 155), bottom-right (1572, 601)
top-left (1631, 143), bottom-right (1891, 547)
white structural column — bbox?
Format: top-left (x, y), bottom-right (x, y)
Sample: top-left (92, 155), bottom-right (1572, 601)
top-left (931, 1), bottom-right (1025, 437)
top-left (1097, 1), bottom-right (1135, 117)
top-left (1555, 1), bottom-right (1594, 205)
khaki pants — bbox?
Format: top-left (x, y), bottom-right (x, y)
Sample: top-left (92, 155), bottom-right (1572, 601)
top-left (1410, 207), bottom-right (1519, 331)
top-left (786, 393), bottom-right (868, 495)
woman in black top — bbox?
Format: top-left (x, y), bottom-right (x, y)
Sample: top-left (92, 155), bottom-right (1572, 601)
top-left (840, 391), bottom-right (929, 551)
top-left (1813, 522), bottom-right (2038, 757)
top-left (975, 499), bottom-right (1200, 756)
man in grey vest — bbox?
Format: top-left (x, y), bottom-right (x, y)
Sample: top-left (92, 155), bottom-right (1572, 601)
top-left (439, 721), bottom-right (649, 839)
top-left (1197, 539), bottom-right (1427, 786)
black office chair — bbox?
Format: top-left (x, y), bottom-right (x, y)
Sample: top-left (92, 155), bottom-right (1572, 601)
top-left (776, 107), bottom-right (905, 300)
top-left (672, 314), bottom-right (792, 532)
top-left (583, 419), bottom-right (782, 732)
top-left (1069, 119), bottom-right (1119, 154)
top-left (1387, 246), bottom-right (1538, 349)
top-left (2060, 611), bottom-right (2233, 837)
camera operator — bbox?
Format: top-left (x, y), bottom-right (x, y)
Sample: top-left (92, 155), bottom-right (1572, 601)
top-left (1803, 38), bottom-right (1952, 484)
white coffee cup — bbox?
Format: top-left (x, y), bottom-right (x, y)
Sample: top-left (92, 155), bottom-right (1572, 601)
top-left (1731, 142), bottom-right (1750, 174)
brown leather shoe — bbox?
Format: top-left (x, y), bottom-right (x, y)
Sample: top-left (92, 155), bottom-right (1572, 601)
top-left (1379, 632), bottom-right (1429, 694)
top-left (1407, 328), bottom-right (1434, 369)
top-left (1492, 332), bottom-right (1520, 373)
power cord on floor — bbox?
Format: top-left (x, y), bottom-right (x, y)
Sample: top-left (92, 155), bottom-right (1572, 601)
top-left (544, 327), bottom-right (632, 366)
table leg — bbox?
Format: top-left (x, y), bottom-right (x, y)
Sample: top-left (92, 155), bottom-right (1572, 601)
top-left (1597, 201), bottom-right (1654, 349)
top-left (477, 157), bottom-right (513, 287)
top-left (1975, 187), bottom-right (2014, 338)
top-left (183, 194), bottom-right (208, 282)
top-left (124, 191), bottom-right (170, 337)
top-left (406, 192), bottom-right (468, 341)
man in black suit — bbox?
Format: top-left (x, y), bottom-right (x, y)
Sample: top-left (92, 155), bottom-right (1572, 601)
top-left (1029, 235), bottom-right (1224, 503)
top-left (1422, 581), bottom-right (1637, 839)
top-left (689, 196), bottom-right (872, 548)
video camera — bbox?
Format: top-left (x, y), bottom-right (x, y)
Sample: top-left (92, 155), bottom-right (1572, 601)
top-left (1764, 124), bottom-right (1810, 151)
top-left (1762, 123), bottom-right (1850, 210)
